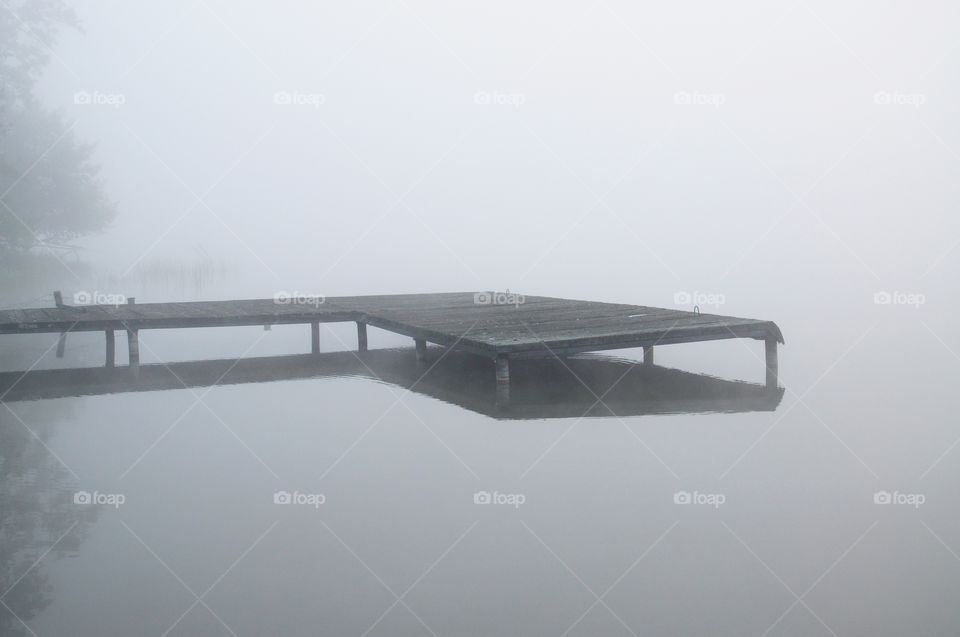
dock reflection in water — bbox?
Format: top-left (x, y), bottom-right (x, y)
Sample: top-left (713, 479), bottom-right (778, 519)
top-left (0, 348), bottom-right (783, 418)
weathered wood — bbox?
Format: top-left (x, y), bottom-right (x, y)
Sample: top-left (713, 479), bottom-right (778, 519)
top-left (311, 321), bottom-right (320, 354)
top-left (415, 338), bottom-right (427, 362)
top-left (53, 290), bottom-right (64, 308)
top-left (357, 322), bottom-right (368, 352)
top-left (643, 346), bottom-right (653, 367)
top-left (765, 337), bottom-right (778, 388)
top-left (56, 332), bottom-right (66, 358)
top-left (105, 330), bottom-right (115, 367)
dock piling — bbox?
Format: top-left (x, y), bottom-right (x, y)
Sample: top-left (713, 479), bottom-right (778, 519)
top-left (643, 346), bottom-right (654, 367)
top-left (126, 297), bottom-right (139, 378)
top-left (127, 329), bottom-right (139, 377)
top-left (311, 321), bottom-right (320, 354)
top-left (415, 338), bottom-right (427, 362)
top-left (765, 337), bottom-right (778, 388)
top-left (105, 330), bottom-right (115, 367)
top-left (495, 355), bottom-right (510, 407)
top-left (357, 322), bottom-right (368, 352)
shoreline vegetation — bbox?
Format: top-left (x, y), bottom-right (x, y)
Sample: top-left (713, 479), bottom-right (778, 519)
top-left (0, 251), bottom-right (232, 306)
top-left (1, 0), bottom-right (115, 287)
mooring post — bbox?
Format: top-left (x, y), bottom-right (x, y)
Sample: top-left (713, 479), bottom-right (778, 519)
top-left (311, 321), bottom-right (320, 354)
top-left (126, 297), bottom-right (139, 378)
top-left (357, 322), bottom-right (368, 353)
top-left (765, 337), bottom-right (778, 388)
top-left (56, 332), bottom-right (66, 358)
top-left (495, 354), bottom-right (510, 407)
top-left (643, 345), bottom-right (654, 367)
top-left (105, 330), bottom-right (115, 367)
top-left (53, 290), bottom-right (65, 308)
top-left (127, 329), bottom-right (139, 376)
top-left (415, 338), bottom-right (427, 362)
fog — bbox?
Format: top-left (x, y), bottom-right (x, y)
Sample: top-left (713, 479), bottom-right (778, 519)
top-left (1, 1), bottom-right (958, 635)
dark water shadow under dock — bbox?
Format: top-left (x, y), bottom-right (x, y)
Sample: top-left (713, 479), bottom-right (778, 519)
top-left (0, 348), bottom-right (783, 419)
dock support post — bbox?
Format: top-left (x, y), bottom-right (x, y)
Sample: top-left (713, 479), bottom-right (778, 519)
top-left (127, 329), bottom-right (139, 377)
top-left (415, 338), bottom-right (427, 362)
top-left (765, 338), bottom-right (778, 388)
top-left (311, 321), bottom-right (320, 354)
top-left (56, 332), bottom-right (66, 358)
top-left (105, 330), bottom-right (115, 367)
top-left (495, 355), bottom-right (510, 407)
top-left (126, 297), bottom-right (139, 378)
top-left (357, 322), bottom-right (368, 352)
top-left (643, 346), bottom-right (654, 367)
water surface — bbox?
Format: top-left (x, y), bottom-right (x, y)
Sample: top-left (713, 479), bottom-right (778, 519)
top-left (1, 277), bottom-right (957, 636)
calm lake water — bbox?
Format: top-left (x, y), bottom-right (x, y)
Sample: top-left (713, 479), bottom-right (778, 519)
top-left (1, 273), bottom-right (957, 637)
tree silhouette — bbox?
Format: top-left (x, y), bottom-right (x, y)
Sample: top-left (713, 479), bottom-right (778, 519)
top-left (0, 401), bottom-right (97, 635)
top-left (0, 0), bottom-right (115, 254)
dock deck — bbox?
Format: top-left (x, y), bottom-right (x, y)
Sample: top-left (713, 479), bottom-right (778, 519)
top-left (0, 292), bottom-right (783, 405)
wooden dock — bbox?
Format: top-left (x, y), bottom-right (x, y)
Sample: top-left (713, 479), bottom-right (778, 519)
top-left (0, 292), bottom-right (783, 405)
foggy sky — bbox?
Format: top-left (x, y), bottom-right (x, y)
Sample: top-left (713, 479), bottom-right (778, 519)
top-left (34, 0), bottom-right (958, 308)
